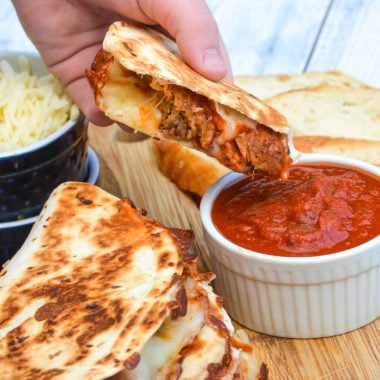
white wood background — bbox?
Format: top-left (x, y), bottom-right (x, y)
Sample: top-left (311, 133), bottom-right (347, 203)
top-left (1, 0), bottom-right (380, 87)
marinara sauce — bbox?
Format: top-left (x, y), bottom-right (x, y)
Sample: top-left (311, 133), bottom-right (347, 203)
top-left (212, 163), bottom-right (380, 257)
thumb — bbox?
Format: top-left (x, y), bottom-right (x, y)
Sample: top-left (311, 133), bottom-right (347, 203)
top-left (140, 0), bottom-right (232, 81)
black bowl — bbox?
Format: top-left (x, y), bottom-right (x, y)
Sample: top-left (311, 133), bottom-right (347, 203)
top-left (0, 216), bottom-right (36, 264)
top-left (0, 148), bottom-right (100, 265)
top-left (0, 115), bottom-right (88, 221)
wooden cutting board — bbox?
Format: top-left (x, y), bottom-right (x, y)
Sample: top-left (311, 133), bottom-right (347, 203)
top-left (88, 123), bottom-right (380, 380)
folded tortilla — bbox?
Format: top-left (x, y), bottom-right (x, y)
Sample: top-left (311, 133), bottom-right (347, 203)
top-left (0, 182), bottom-right (266, 380)
top-left (86, 21), bottom-right (291, 177)
top-left (120, 262), bottom-right (263, 380)
top-left (0, 182), bottom-right (193, 379)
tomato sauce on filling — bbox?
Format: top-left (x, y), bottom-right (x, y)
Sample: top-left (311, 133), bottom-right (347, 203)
top-left (211, 163), bottom-right (380, 257)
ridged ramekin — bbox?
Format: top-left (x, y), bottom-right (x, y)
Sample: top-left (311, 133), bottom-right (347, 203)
top-left (200, 153), bottom-right (380, 338)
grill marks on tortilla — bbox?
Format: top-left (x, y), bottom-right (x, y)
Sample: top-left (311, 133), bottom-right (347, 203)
top-left (169, 285), bottom-right (187, 320)
top-left (123, 352), bottom-right (141, 370)
top-left (103, 21), bottom-right (288, 130)
top-left (0, 182), bottom-right (192, 379)
top-left (86, 21), bottom-right (291, 177)
top-left (89, 53), bottom-right (289, 175)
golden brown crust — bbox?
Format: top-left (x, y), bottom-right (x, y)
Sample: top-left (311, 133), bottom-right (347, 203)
top-left (294, 136), bottom-right (380, 166)
top-left (154, 139), bottom-right (230, 197)
top-left (86, 22), bottom-right (292, 177)
top-left (155, 134), bottom-right (380, 197)
top-left (102, 21), bottom-right (288, 133)
top-left (267, 85), bottom-right (380, 142)
top-left (235, 70), bottom-right (368, 100)
top-left (0, 181), bottom-right (264, 380)
top-left (295, 135), bottom-right (378, 151)
top-left (0, 182), bottom-right (193, 379)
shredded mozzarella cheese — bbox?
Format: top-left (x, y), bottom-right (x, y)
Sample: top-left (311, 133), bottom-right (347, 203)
top-left (0, 56), bottom-right (79, 152)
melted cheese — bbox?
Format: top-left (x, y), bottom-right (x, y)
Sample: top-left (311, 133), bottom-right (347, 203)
top-left (214, 103), bottom-right (259, 144)
top-left (102, 61), bottom-right (162, 135)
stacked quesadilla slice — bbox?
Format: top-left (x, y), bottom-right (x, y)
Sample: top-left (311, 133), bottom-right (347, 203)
top-left (122, 261), bottom-right (263, 380)
top-left (0, 182), bottom-right (265, 379)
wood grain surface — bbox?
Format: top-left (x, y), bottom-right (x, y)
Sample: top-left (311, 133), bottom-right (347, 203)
top-left (89, 124), bottom-right (380, 380)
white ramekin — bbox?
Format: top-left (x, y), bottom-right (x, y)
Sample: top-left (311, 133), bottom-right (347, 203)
top-left (200, 153), bottom-right (380, 338)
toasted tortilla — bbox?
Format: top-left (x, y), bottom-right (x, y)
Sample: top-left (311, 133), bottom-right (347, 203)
top-left (86, 21), bottom-right (291, 177)
top-left (267, 85), bottom-right (380, 141)
top-left (294, 136), bottom-right (380, 166)
top-left (113, 264), bottom-right (263, 380)
top-left (123, 270), bottom-right (211, 379)
top-left (155, 264), bottom-right (241, 379)
top-left (154, 139), bottom-right (230, 197)
top-left (235, 71), bottom-right (367, 100)
top-left (0, 182), bottom-right (193, 379)
top-left (173, 281), bottom-right (240, 379)
top-left (123, 263), bottom-right (249, 379)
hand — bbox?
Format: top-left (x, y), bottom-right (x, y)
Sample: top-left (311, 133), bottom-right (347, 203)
top-left (12, 0), bottom-right (232, 126)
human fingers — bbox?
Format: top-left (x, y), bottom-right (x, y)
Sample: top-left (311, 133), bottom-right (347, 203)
top-left (133, 0), bottom-right (232, 81)
top-left (77, 0), bottom-right (232, 81)
top-left (44, 38), bottom-right (109, 126)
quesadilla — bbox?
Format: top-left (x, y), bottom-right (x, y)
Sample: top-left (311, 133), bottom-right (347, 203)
top-left (0, 182), bottom-right (193, 379)
top-left (86, 21), bottom-right (291, 177)
top-left (0, 182), bottom-right (266, 379)
top-left (116, 261), bottom-right (264, 380)
top-left (294, 136), bottom-right (380, 166)
top-left (122, 273), bottom-right (211, 379)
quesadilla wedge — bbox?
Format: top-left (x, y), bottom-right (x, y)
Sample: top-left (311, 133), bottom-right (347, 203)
top-left (170, 279), bottom-right (240, 380)
top-left (86, 21), bottom-right (291, 177)
top-left (0, 182), bottom-right (194, 380)
top-left (122, 269), bottom-right (212, 379)
top-left (121, 262), bottom-right (263, 380)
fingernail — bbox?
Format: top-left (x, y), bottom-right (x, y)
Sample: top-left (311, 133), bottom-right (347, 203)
top-left (202, 48), bottom-right (224, 68)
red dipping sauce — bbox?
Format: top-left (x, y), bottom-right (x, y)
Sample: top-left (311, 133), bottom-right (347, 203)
top-left (212, 163), bottom-right (380, 257)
